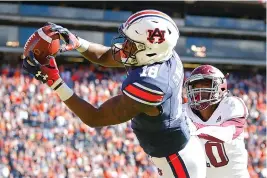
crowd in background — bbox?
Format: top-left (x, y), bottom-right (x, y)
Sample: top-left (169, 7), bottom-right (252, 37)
top-left (0, 64), bottom-right (265, 178)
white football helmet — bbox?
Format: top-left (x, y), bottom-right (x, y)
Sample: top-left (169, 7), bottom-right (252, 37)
top-left (112, 9), bottom-right (179, 66)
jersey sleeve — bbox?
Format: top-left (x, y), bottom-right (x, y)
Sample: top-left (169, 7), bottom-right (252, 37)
top-left (121, 66), bottom-right (167, 106)
top-left (123, 81), bottom-right (164, 106)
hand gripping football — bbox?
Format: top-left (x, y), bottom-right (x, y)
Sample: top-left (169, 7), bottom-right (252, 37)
top-left (23, 25), bottom-right (60, 65)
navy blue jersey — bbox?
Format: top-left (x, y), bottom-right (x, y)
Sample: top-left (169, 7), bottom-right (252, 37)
top-left (122, 51), bottom-right (190, 157)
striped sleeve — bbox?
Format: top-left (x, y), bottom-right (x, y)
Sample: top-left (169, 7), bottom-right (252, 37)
top-left (122, 82), bottom-right (164, 106)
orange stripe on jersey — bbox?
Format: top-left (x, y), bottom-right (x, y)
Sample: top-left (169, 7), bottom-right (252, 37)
top-left (124, 84), bottom-right (163, 102)
top-left (168, 154), bottom-right (189, 178)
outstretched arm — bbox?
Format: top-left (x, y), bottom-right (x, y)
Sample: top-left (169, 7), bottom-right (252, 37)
top-left (78, 42), bottom-right (124, 68)
top-left (22, 52), bottom-right (152, 128)
top-left (64, 93), bottom-right (150, 127)
top-left (48, 22), bottom-right (124, 68)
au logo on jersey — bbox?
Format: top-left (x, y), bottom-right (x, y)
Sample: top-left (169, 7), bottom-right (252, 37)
top-left (147, 28), bottom-right (166, 44)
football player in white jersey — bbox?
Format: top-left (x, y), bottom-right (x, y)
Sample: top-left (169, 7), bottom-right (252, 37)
top-left (183, 65), bottom-right (250, 178)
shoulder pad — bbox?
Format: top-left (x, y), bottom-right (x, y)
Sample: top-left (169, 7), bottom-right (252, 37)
top-left (220, 96), bottom-right (248, 120)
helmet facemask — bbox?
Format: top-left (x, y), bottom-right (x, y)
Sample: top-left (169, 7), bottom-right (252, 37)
top-left (185, 75), bottom-right (226, 110)
top-left (111, 25), bottom-right (146, 66)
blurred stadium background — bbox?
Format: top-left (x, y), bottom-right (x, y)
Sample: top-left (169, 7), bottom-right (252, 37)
top-left (0, 1), bottom-right (265, 178)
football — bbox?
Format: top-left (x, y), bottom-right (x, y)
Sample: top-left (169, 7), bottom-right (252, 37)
top-left (23, 25), bottom-right (60, 65)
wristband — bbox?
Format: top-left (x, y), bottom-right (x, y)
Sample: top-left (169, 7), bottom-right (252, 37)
top-left (76, 37), bottom-right (90, 53)
top-left (51, 78), bottom-right (74, 101)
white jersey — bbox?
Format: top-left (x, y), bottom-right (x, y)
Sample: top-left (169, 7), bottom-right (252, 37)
top-left (183, 96), bottom-right (249, 178)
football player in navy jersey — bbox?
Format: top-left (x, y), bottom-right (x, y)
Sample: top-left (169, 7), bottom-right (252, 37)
top-left (23, 10), bottom-right (206, 178)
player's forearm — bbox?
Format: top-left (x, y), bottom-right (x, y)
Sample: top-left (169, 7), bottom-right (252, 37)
top-left (77, 38), bottom-right (123, 67)
top-left (53, 81), bottom-right (131, 127)
top-left (63, 94), bottom-right (129, 127)
top-left (79, 42), bottom-right (110, 65)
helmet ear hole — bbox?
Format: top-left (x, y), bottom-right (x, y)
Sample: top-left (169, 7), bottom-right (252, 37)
top-left (146, 53), bottom-right (156, 57)
top-left (167, 28), bottom-right (172, 34)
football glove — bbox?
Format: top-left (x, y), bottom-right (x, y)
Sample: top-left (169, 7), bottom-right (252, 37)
top-left (22, 51), bottom-right (74, 101)
top-left (22, 51), bottom-right (61, 88)
top-left (46, 22), bottom-right (81, 53)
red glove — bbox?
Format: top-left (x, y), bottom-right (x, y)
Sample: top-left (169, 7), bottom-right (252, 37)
top-left (23, 51), bottom-right (74, 101)
top-left (40, 57), bottom-right (61, 87)
top-left (23, 51), bottom-right (61, 88)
